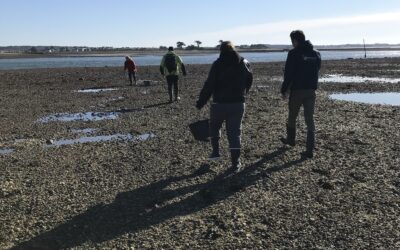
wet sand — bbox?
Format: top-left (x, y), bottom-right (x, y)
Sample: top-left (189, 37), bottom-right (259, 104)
top-left (0, 58), bottom-right (399, 249)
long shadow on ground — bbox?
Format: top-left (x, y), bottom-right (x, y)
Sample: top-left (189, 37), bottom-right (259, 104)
top-left (13, 147), bottom-right (305, 249)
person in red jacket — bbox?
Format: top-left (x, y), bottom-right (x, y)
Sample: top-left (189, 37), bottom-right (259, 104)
top-left (124, 56), bottom-right (137, 85)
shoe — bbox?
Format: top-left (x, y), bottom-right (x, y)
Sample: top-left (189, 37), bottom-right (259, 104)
top-left (175, 96), bottom-right (181, 102)
top-left (280, 125), bottom-right (296, 146)
top-left (301, 130), bottom-right (315, 159)
top-left (228, 162), bottom-right (243, 173)
top-left (208, 152), bottom-right (221, 161)
top-left (280, 137), bottom-right (295, 147)
top-left (301, 151), bottom-right (313, 159)
top-left (230, 149), bottom-right (241, 172)
top-left (209, 138), bottom-right (220, 161)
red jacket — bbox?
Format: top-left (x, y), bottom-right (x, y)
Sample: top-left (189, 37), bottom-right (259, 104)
top-left (124, 59), bottom-right (137, 72)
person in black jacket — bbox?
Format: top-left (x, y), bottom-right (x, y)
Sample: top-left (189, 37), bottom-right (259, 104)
top-left (280, 30), bottom-right (321, 158)
top-left (196, 41), bottom-right (253, 172)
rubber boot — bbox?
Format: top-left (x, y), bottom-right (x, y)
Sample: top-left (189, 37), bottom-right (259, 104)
top-left (230, 149), bottom-right (242, 172)
top-left (301, 130), bottom-right (315, 159)
top-left (208, 138), bottom-right (220, 161)
top-left (280, 125), bottom-right (296, 146)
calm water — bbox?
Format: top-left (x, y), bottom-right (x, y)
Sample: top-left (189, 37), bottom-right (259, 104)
top-left (45, 133), bottom-right (156, 147)
top-left (330, 92), bottom-right (400, 106)
top-left (76, 88), bottom-right (118, 93)
top-left (0, 148), bottom-right (14, 155)
top-left (320, 74), bottom-right (400, 84)
top-left (1, 50), bottom-right (400, 70)
top-left (38, 112), bottom-right (119, 123)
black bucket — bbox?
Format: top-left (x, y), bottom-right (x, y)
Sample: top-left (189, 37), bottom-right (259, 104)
top-left (189, 119), bottom-right (210, 142)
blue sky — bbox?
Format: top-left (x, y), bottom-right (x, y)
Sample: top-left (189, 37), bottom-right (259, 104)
top-left (1, 0), bottom-right (400, 47)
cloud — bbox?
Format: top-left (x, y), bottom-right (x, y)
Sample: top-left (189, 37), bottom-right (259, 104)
top-left (166, 11), bottom-right (400, 46)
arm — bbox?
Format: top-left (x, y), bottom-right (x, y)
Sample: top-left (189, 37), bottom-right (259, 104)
top-left (124, 61), bottom-right (127, 71)
top-left (316, 51), bottom-right (321, 71)
top-left (181, 63), bottom-right (187, 76)
top-left (196, 62), bottom-right (218, 109)
top-left (243, 59), bottom-right (253, 93)
top-left (281, 51), bottom-right (296, 95)
top-left (177, 56), bottom-right (187, 76)
top-left (132, 60), bottom-right (137, 72)
top-left (160, 56), bottom-right (165, 75)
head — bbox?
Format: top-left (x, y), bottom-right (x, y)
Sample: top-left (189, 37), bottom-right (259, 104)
top-left (219, 41), bottom-right (240, 64)
top-left (125, 56), bottom-right (130, 61)
top-left (290, 30), bottom-right (306, 48)
top-left (168, 46), bottom-right (174, 52)
top-left (219, 41), bottom-right (235, 54)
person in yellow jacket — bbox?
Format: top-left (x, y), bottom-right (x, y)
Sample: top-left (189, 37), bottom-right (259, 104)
top-left (160, 47), bottom-right (187, 102)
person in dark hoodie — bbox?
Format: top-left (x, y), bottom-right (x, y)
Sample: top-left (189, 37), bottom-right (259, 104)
top-left (196, 41), bottom-right (253, 172)
top-left (280, 30), bottom-right (321, 158)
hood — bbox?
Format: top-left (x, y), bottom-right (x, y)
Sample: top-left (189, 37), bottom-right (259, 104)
top-left (300, 40), bottom-right (314, 51)
top-left (219, 50), bottom-right (241, 66)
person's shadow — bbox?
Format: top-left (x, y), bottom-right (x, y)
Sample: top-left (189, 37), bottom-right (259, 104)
top-left (13, 147), bottom-right (305, 249)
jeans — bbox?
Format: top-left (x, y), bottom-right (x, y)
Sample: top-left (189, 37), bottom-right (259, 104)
top-left (288, 89), bottom-right (316, 131)
top-left (210, 103), bottom-right (245, 149)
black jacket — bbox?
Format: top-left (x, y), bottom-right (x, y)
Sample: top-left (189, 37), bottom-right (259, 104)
top-left (197, 51), bottom-right (253, 108)
top-left (281, 40), bottom-right (321, 94)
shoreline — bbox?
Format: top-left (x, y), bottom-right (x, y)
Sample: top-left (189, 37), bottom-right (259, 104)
top-left (1, 57), bottom-right (400, 72)
top-left (1, 47), bottom-right (400, 59)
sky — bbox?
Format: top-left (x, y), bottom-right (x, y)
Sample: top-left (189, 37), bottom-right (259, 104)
top-left (1, 0), bottom-right (400, 47)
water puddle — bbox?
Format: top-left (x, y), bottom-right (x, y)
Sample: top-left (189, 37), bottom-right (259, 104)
top-left (330, 92), bottom-right (400, 106)
top-left (70, 128), bottom-right (98, 134)
top-left (320, 74), bottom-right (400, 84)
top-left (109, 97), bottom-right (124, 102)
top-left (0, 148), bottom-right (15, 155)
top-left (45, 133), bottom-right (155, 147)
top-left (135, 133), bottom-right (156, 141)
top-left (76, 88), bottom-right (118, 93)
top-left (38, 112), bottom-right (119, 123)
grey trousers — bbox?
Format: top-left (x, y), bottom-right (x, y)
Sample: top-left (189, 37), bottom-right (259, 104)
top-left (210, 103), bottom-right (245, 149)
top-left (288, 89), bottom-right (316, 131)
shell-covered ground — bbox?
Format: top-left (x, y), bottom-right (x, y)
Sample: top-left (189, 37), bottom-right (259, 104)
top-left (0, 58), bottom-right (399, 249)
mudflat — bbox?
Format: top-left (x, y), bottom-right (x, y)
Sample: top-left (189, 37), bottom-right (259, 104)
top-left (0, 58), bottom-right (399, 249)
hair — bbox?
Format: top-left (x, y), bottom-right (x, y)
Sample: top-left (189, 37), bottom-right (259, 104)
top-left (290, 30), bottom-right (306, 43)
top-left (219, 41), bottom-right (240, 64)
top-left (219, 41), bottom-right (235, 53)
top-left (125, 56), bottom-right (131, 60)
top-left (168, 46), bottom-right (174, 51)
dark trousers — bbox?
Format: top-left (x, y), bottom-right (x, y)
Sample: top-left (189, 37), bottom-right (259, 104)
top-left (166, 75), bottom-right (179, 100)
top-left (210, 103), bottom-right (245, 149)
top-left (128, 72), bottom-right (136, 84)
top-left (288, 89), bottom-right (316, 131)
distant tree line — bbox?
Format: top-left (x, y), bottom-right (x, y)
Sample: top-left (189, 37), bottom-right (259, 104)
top-left (1, 42), bottom-right (274, 54)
